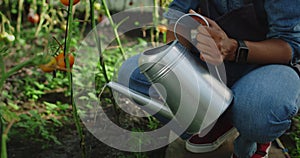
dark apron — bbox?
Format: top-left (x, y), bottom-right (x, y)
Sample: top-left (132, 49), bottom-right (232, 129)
top-left (198, 0), bottom-right (270, 87)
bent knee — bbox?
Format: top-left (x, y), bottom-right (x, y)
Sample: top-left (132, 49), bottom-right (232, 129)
top-left (118, 55), bottom-right (140, 86)
top-left (233, 103), bottom-right (298, 143)
top-left (117, 54), bottom-right (152, 95)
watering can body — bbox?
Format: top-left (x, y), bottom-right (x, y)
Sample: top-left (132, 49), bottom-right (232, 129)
top-left (137, 40), bottom-right (233, 134)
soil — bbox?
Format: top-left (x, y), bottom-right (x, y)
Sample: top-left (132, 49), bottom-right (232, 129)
top-left (7, 89), bottom-right (168, 158)
top-left (8, 125), bottom-right (167, 158)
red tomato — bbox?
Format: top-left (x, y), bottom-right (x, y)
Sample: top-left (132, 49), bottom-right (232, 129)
top-left (28, 13), bottom-right (40, 24)
top-left (55, 52), bottom-right (75, 70)
top-left (60, 0), bottom-right (80, 6)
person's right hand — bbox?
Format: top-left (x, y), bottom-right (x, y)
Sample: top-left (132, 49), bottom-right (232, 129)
top-left (190, 10), bottom-right (237, 65)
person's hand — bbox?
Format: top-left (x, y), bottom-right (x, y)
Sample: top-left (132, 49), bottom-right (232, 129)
top-left (190, 10), bottom-right (237, 65)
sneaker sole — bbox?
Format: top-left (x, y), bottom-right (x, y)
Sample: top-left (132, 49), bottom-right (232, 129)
top-left (186, 127), bottom-right (238, 153)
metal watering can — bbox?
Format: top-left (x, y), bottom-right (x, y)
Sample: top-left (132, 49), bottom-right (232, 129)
top-left (108, 13), bottom-right (233, 135)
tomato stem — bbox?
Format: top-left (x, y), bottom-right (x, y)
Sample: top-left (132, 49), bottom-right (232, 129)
top-left (80, 0), bottom-right (90, 37)
top-left (63, 0), bottom-right (86, 158)
top-left (102, 0), bottom-right (127, 60)
top-left (1, 133), bottom-right (7, 158)
top-left (52, 36), bottom-right (63, 50)
top-left (0, 56), bottom-right (5, 85)
top-left (152, 0), bottom-right (160, 46)
top-left (34, 0), bottom-right (46, 37)
top-left (16, 0), bottom-right (24, 39)
top-left (90, 0), bottom-right (110, 83)
top-left (90, 0), bottom-right (120, 122)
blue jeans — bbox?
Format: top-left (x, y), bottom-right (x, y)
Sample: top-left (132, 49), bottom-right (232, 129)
top-left (118, 53), bottom-right (300, 157)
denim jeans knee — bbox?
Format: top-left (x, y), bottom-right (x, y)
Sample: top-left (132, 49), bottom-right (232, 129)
top-left (118, 54), bottom-right (153, 96)
top-left (230, 65), bottom-right (300, 157)
top-left (231, 65), bottom-right (299, 142)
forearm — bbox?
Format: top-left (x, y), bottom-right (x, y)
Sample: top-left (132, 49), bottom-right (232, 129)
top-left (244, 39), bottom-right (292, 64)
top-left (167, 19), bottom-right (293, 65)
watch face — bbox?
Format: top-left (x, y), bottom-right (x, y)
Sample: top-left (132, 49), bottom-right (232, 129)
top-left (235, 40), bottom-right (248, 63)
top-left (237, 47), bottom-right (248, 63)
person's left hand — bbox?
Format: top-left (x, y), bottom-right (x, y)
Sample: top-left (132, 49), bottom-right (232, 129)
top-left (190, 10), bottom-right (237, 65)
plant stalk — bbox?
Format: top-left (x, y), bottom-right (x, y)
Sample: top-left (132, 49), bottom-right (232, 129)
top-left (90, 0), bottom-right (120, 122)
top-left (90, 0), bottom-right (110, 83)
top-left (0, 56), bottom-right (5, 87)
top-left (63, 0), bottom-right (86, 157)
top-left (1, 134), bottom-right (7, 158)
top-left (0, 119), bottom-right (15, 158)
top-left (3, 0), bottom-right (11, 20)
top-left (35, 0), bottom-right (47, 37)
top-left (0, 55), bottom-right (39, 90)
top-left (80, 0), bottom-right (90, 37)
top-left (6, 58), bottom-right (35, 77)
top-left (16, 0), bottom-right (24, 39)
top-left (153, 0), bottom-right (160, 45)
top-left (101, 0), bottom-right (127, 60)
top-left (0, 55), bottom-right (4, 158)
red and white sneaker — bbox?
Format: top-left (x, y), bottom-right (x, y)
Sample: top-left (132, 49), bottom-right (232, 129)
top-left (185, 113), bottom-right (237, 153)
top-left (231, 142), bottom-right (272, 158)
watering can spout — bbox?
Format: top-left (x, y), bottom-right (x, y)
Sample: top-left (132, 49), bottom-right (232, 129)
top-left (107, 81), bottom-right (174, 120)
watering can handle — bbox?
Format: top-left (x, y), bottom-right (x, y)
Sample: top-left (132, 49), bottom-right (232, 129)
top-left (173, 13), bottom-right (225, 84)
top-left (173, 13), bottom-right (209, 42)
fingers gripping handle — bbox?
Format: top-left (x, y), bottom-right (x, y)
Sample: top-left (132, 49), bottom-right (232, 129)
top-left (173, 13), bottom-right (225, 83)
top-left (173, 13), bottom-right (209, 42)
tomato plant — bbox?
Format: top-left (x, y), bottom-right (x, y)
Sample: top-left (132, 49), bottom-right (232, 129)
top-left (60, 0), bottom-right (80, 6)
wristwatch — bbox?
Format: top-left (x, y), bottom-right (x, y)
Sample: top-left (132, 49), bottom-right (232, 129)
top-left (235, 40), bottom-right (249, 64)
